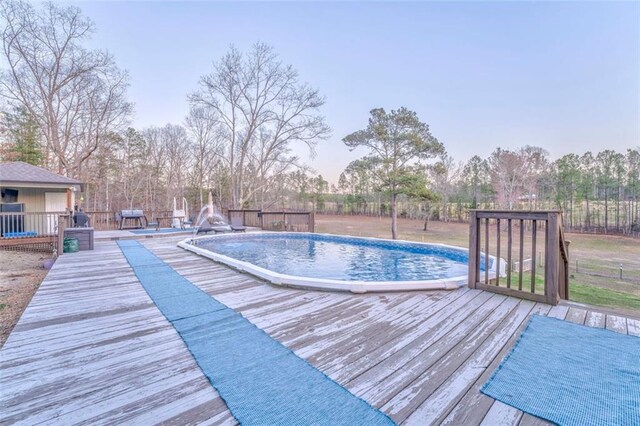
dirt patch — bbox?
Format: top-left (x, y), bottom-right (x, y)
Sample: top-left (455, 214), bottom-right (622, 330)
top-left (0, 251), bottom-right (50, 348)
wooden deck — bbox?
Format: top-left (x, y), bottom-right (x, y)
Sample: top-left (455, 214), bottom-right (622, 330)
top-left (1, 236), bottom-right (638, 425)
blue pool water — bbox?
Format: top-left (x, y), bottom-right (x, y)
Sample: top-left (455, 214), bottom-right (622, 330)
top-left (195, 233), bottom-right (473, 282)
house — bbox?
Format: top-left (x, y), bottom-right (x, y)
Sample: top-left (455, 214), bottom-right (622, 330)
top-left (0, 161), bottom-right (83, 237)
top-left (0, 161), bottom-right (83, 212)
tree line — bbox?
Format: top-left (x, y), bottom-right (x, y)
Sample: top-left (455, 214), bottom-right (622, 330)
top-left (1, 1), bottom-right (637, 238)
top-left (324, 146), bottom-right (640, 236)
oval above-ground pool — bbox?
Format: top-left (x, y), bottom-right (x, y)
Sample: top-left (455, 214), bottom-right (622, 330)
top-left (178, 232), bottom-right (502, 293)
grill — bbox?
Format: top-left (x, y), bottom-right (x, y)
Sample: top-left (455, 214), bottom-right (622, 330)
top-left (117, 209), bottom-right (145, 230)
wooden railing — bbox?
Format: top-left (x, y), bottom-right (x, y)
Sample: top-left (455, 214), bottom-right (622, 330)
top-left (224, 209), bottom-right (314, 232)
top-left (84, 210), bottom-right (173, 230)
top-left (227, 209), bottom-right (262, 227)
top-left (0, 212), bottom-right (71, 253)
top-left (259, 212), bottom-right (315, 232)
top-left (3, 209), bottom-right (315, 233)
top-left (468, 210), bottom-right (569, 305)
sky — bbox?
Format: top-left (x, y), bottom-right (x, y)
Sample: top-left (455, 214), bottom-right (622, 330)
top-left (71, 1), bottom-right (639, 184)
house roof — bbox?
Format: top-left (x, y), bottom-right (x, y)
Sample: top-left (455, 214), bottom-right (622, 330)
top-left (0, 161), bottom-right (83, 189)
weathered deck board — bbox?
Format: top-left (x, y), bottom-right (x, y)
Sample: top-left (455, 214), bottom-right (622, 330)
top-left (0, 235), bottom-right (637, 426)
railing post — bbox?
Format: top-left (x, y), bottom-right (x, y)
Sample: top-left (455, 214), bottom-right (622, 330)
top-left (468, 210), bottom-right (479, 289)
top-left (57, 214), bottom-right (67, 256)
top-left (545, 212), bottom-right (559, 305)
top-left (562, 240), bottom-right (570, 300)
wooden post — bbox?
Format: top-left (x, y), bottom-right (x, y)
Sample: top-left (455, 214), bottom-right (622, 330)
top-left (57, 214), bottom-right (67, 256)
top-left (562, 240), bottom-right (570, 300)
top-left (468, 210), bottom-right (478, 288)
top-left (545, 212), bottom-right (559, 305)
top-left (310, 212), bottom-right (315, 233)
top-left (66, 189), bottom-right (73, 211)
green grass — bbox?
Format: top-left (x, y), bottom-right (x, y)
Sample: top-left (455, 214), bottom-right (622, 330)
top-left (0, 304), bottom-right (5, 311)
top-left (480, 272), bottom-right (639, 311)
top-left (569, 283), bottom-right (640, 311)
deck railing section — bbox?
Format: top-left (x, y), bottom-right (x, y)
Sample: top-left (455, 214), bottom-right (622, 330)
top-left (0, 212), bottom-right (71, 253)
top-left (225, 209), bottom-right (314, 232)
top-left (468, 210), bottom-right (569, 305)
top-left (227, 209), bottom-right (262, 228)
top-left (259, 211), bottom-right (315, 232)
top-left (84, 210), bottom-right (173, 230)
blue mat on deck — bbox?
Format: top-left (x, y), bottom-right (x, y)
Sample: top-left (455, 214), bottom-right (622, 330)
top-left (117, 240), bottom-right (394, 426)
top-left (129, 228), bottom-right (189, 235)
top-left (482, 315), bottom-right (640, 426)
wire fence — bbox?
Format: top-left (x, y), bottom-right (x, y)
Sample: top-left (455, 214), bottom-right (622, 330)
top-left (572, 260), bottom-right (640, 284)
top-left (519, 251), bottom-right (639, 285)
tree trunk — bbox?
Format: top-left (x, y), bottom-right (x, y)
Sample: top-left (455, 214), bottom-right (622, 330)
top-left (391, 192), bottom-right (398, 239)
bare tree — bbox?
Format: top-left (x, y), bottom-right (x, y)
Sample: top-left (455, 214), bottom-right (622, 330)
top-left (114, 128), bottom-right (146, 209)
top-left (462, 155), bottom-right (490, 209)
top-left (190, 43), bottom-right (330, 208)
top-left (140, 127), bottom-right (166, 211)
top-left (429, 153), bottom-right (462, 222)
top-left (0, 0), bottom-right (131, 178)
top-left (185, 106), bottom-right (223, 208)
top-left (520, 146), bottom-right (549, 209)
top-left (162, 124), bottom-right (191, 210)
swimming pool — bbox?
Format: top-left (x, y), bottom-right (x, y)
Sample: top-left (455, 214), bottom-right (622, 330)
top-left (178, 233), bottom-right (502, 293)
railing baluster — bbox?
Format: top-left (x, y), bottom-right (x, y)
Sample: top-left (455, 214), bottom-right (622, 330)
top-left (531, 220), bottom-right (537, 293)
top-left (496, 219), bottom-right (501, 286)
top-left (518, 219), bottom-right (524, 291)
top-left (545, 218), bottom-right (549, 294)
top-left (507, 219), bottom-right (512, 289)
top-left (484, 218), bottom-right (489, 284)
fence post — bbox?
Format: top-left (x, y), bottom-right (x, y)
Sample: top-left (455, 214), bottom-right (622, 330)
top-left (310, 212), bottom-right (315, 233)
top-left (619, 264), bottom-right (623, 280)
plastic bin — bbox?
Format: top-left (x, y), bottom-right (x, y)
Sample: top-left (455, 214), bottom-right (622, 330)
top-left (63, 237), bottom-right (79, 253)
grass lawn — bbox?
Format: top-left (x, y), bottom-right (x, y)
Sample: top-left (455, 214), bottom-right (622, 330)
top-left (315, 214), bottom-right (640, 313)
